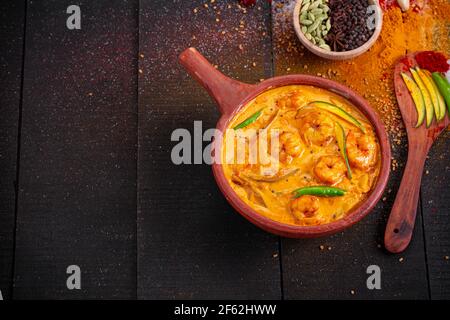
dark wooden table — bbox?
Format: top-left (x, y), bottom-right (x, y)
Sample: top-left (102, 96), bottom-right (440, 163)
top-left (0, 0), bottom-right (448, 300)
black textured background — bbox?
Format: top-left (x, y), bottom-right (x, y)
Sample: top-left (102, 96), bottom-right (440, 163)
top-left (0, 0), bottom-right (448, 299)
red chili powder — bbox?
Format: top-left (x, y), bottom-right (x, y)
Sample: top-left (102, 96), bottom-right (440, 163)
top-left (415, 51), bottom-right (449, 73)
top-left (240, 0), bottom-right (256, 6)
top-left (379, 0), bottom-right (399, 10)
top-left (379, 0), bottom-right (421, 11)
top-left (398, 57), bottom-right (413, 72)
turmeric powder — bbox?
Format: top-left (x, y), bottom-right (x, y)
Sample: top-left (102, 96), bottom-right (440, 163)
top-left (273, 0), bottom-right (449, 142)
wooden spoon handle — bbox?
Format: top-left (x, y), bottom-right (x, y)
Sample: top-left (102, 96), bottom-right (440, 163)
top-left (384, 144), bottom-right (428, 253)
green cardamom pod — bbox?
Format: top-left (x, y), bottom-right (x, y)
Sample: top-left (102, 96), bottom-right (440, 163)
top-left (319, 44), bottom-right (331, 51)
top-left (301, 3), bottom-right (310, 12)
top-left (315, 13), bottom-right (327, 20)
top-left (307, 18), bottom-right (323, 33)
top-left (309, 0), bottom-right (321, 10)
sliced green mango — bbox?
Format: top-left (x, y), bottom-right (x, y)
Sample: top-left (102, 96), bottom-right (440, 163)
top-left (401, 72), bottom-right (426, 127)
top-left (432, 72), bottom-right (450, 115)
top-left (422, 69), bottom-right (446, 120)
top-left (308, 101), bottom-right (366, 133)
top-left (416, 68), bottom-right (442, 121)
top-left (410, 68), bottom-right (434, 127)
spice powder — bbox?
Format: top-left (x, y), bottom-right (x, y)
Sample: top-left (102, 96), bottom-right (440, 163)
top-left (273, 0), bottom-right (450, 144)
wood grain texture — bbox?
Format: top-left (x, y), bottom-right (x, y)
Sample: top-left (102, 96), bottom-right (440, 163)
top-left (13, 0), bottom-right (138, 299)
top-left (1, 0), bottom-right (447, 299)
top-left (138, 0), bottom-right (281, 299)
top-left (279, 142), bottom-right (429, 299)
top-left (271, 1), bottom-right (429, 299)
top-left (421, 131), bottom-right (450, 299)
top-left (0, 0), bottom-right (25, 300)
top-left (281, 201), bottom-right (429, 299)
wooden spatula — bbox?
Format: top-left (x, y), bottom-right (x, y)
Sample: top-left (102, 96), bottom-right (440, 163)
top-left (384, 52), bottom-right (449, 253)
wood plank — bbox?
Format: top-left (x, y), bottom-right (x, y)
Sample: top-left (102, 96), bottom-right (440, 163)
top-left (0, 0), bottom-right (26, 300)
top-left (421, 131), bottom-right (450, 299)
top-left (281, 198), bottom-right (429, 299)
top-left (137, 0), bottom-right (281, 299)
top-left (13, 0), bottom-right (138, 299)
top-left (271, 0), bottom-right (429, 299)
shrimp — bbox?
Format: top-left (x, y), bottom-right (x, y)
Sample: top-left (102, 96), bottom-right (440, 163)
top-left (279, 131), bottom-right (303, 158)
top-left (290, 195), bottom-right (319, 219)
top-left (314, 155), bottom-right (347, 185)
top-left (346, 130), bottom-right (378, 170)
top-left (297, 111), bottom-right (335, 146)
top-left (277, 93), bottom-right (305, 109)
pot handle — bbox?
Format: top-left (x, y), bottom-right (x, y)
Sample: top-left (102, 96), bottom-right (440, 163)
top-left (179, 47), bottom-right (256, 115)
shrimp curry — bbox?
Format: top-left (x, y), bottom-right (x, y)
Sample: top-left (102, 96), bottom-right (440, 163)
top-left (221, 85), bottom-right (381, 226)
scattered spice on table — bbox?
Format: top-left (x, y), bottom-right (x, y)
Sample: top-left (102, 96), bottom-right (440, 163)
top-left (145, 0), bottom-right (270, 89)
top-left (240, 0), bottom-right (257, 6)
top-left (273, 0), bottom-right (450, 154)
top-left (148, 0), bottom-right (449, 164)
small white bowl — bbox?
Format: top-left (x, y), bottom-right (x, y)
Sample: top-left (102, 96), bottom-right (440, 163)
top-left (293, 0), bottom-right (383, 60)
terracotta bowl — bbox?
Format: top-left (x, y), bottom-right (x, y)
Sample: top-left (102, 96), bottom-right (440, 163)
top-left (293, 0), bottom-right (383, 60)
top-left (179, 48), bottom-right (391, 238)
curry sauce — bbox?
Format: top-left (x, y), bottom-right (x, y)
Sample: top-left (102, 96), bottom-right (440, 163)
top-left (222, 85), bottom-right (381, 226)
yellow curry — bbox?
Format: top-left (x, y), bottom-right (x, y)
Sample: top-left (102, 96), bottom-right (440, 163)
top-left (222, 85), bottom-right (381, 226)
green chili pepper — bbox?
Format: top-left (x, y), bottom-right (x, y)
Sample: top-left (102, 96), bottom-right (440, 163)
top-left (432, 72), bottom-right (450, 114)
top-left (292, 186), bottom-right (346, 198)
top-left (335, 122), bottom-right (352, 179)
top-left (233, 109), bottom-right (263, 130)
